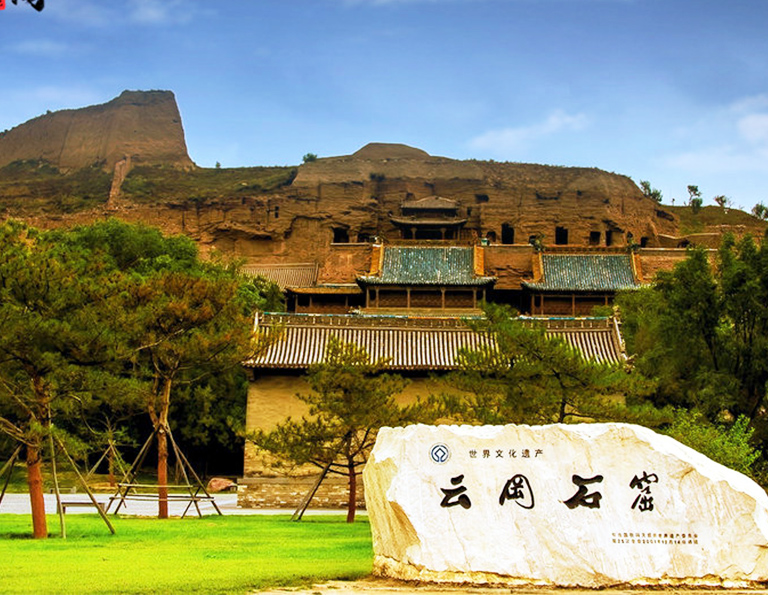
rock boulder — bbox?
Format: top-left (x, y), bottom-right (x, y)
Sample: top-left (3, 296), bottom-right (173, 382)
top-left (364, 423), bottom-right (768, 587)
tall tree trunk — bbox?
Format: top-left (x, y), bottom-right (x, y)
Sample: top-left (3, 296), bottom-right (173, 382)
top-left (26, 443), bottom-right (47, 539)
top-left (157, 426), bottom-right (169, 518)
top-left (108, 448), bottom-right (116, 488)
top-left (346, 457), bottom-right (356, 523)
top-left (156, 377), bottom-right (173, 519)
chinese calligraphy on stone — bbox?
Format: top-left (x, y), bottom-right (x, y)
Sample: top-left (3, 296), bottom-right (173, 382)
top-left (440, 474), bottom-right (471, 509)
top-left (499, 474), bottom-right (535, 509)
top-left (630, 471), bottom-right (658, 512)
top-left (563, 474), bottom-right (604, 509)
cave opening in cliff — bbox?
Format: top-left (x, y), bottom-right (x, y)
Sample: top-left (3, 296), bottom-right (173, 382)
top-left (501, 224), bottom-right (515, 245)
top-left (332, 227), bottom-right (350, 243)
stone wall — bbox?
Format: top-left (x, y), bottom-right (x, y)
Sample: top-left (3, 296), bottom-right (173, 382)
top-left (241, 373), bottom-right (446, 507)
top-left (637, 247), bottom-right (707, 281)
top-left (483, 245), bottom-right (535, 290)
top-left (237, 476), bottom-right (365, 509)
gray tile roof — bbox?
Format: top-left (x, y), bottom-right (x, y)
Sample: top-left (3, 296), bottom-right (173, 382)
top-left (247, 314), bottom-right (624, 370)
top-left (240, 263), bottom-right (319, 289)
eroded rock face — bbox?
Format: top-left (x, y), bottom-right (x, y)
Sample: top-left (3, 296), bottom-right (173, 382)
top-left (0, 90), bottom-right (193, 171)
top-left (364, 424), bottom-right (768, 587)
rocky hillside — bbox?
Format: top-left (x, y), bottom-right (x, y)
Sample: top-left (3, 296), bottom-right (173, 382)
top-left (0, 92), bottom-right (764, 260)
top-left (0, 90), bottom-right (193, 171)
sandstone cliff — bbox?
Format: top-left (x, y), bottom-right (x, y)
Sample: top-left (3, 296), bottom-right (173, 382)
top-left (0, 90), bottom-right (194, 172)
top-left (3, 89), bottom-right (762, 276)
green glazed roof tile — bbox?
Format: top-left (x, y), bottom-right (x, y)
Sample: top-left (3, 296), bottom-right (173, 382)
top-left (360, 247), bottom-right (495, 286)
top-left (522, 254), bottom-right (638, 291)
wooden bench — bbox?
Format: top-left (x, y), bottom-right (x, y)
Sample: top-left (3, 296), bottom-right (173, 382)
top-left (56, 500), bottom-right (114, 538)
top-left (108, 483), bottom-right (221, 517)
top-left (58, 500), bottom-right (106, 514)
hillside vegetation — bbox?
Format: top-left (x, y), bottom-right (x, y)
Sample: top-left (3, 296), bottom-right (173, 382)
top-left (0, 159), bottom-right (297, 215)
top-left (667, 204), bottom-right (767, 237)
top-left (120, 164), bottom-right (297, 203)
top-left (0, 159), bottom-right (111, 214)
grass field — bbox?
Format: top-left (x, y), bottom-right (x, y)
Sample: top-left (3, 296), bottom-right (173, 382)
top-left (0, 515), bottom-right (372, 595)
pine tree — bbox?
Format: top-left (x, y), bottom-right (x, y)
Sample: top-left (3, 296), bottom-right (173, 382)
top-left (253, 337), bottom-right (429, 522)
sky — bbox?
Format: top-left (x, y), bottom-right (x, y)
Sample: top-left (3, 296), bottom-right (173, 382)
top-left (1, 0), bottom-right (768, 210)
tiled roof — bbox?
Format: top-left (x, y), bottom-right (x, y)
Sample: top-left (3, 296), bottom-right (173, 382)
top-left (288, 284), bottom-right (363, 295)
top-left (522, 254), bottom-right (639, 291)
top-left (247, 314), bottom-right (624, 370)
top-left (389, 216), bottom-right (467, 227)
top-left (401, 196), bottom-right (458, 210)
top-left (240, 263), bottom-right (318, 289)
top-left (359, 247), bottom-right (495, 286)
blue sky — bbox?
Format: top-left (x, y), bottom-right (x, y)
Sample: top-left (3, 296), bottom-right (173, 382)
top-left (1, 0), bottom-right (768, 210)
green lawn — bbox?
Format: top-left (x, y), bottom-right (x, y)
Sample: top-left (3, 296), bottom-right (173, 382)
top-left (0, 515), bottom-right (372, 595)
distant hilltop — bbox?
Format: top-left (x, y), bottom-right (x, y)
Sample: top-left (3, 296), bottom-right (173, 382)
top-left (0, 90), bottom-right (194, 172)
top-left (0, 92), bottom-right (763, 254)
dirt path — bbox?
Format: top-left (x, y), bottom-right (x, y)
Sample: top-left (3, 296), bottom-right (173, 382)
top-left (255, 578), bottom-right (768, 595)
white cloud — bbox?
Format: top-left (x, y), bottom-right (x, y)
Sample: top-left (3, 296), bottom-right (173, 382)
top-left (728, 94), bottom-right (768, 114)
top-left (666, 144), bottom-right (768, 175)
top-left (469, 109), bottom-right (589, 155)
top-left (738, 113), bottom-right (768, 145)
top-left (130, 0), bottom-right (193, 25)
top-left (42, 0), bottom-right (196, 27)
top-left (663, 94), bottom-right (768, 175)
top-left (6, 39), bottom-right (72, 57)
top-left (43, 0), bottom-right (113, 27)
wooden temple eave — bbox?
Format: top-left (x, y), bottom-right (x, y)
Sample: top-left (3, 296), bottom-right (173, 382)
top-left (247, 313), bottom-right (626, 370)
top-left (389, 216), bottom-right (468, 227)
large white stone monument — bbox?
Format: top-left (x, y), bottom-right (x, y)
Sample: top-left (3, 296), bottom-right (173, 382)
top-left (363, 423), bottom-right (768, 587)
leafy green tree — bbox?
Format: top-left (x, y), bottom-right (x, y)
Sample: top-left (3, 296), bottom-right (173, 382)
top-left (125, 264), bottom-right (267, 517)
top-left (617, 235), bottom-right (768, 461)
top-left (685, 185), bottom-right (703, 213)
top-left (0, 221), bottom-right (138, 537)
top-left (687, 184), bottom-right (701, 205)
top-left (56, 219), bottom-right (272, 518)
top-left (639, 180), bottom-right (663, 203)
top-left (171, 366), bottom-right (250, 476)
top-left (240, 275), bottom-right (286, 312)
top-left (302, 153), bottom-right (318, 163)
top-left (664, 410), bottom-right (759, 476)
top-left (752, 202), bottom-right (768, 221)
top-left (713, 194), bottom-right (730, 210)
top-left (691, 197), bottom-right (703, 213)
top-left (438, 304), bottom-right (664, 426)
top-left (253, 337), bottom-right (429, 522)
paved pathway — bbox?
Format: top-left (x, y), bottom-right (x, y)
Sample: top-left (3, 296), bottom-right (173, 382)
top-left (0, 492), bottom-right (361, 517)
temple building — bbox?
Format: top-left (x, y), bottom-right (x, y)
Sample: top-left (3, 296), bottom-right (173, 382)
top-left (239, 312), bottom-right (626, 508)
top-left (237, 239), bottom-right (638, 507)
top-left (388, 196), bottom-right (468, 240)
top-left (234, 170), bottom-right (699, 508)
top-left (522, 251), bottom-right (643, 316)
top-left (358, 245), bottom-right (495, 312)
